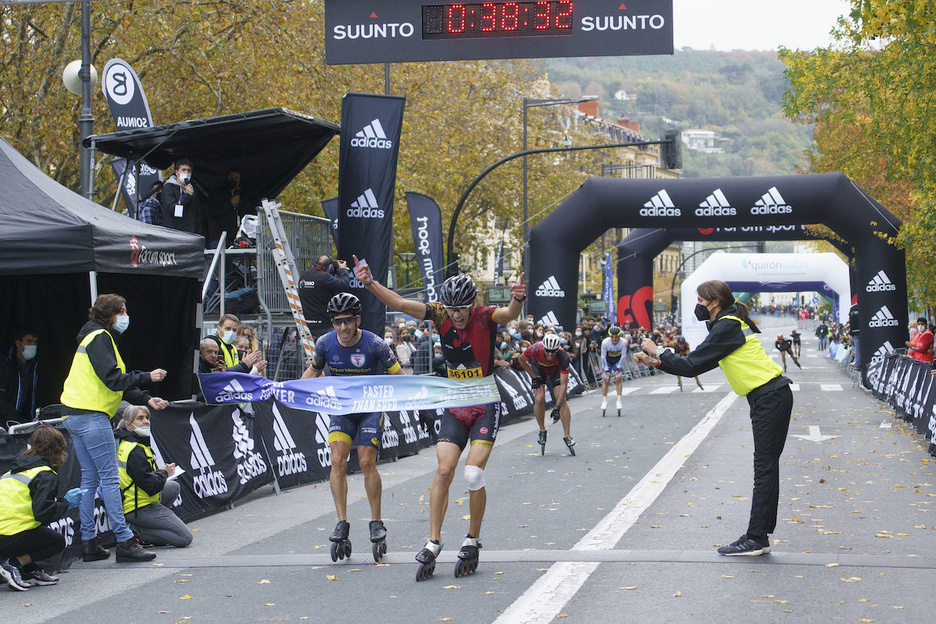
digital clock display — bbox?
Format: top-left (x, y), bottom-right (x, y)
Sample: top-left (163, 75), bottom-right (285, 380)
top-left (423, 2), bottom-right (574, 39)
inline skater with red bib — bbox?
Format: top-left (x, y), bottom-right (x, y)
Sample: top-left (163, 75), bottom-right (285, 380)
top-left (353, 256), bottom-right (525, 581)
top-left (519, 333), bottom-right (574, 456)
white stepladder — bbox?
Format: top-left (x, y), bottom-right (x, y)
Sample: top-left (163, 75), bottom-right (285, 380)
top-left (259, 199), bottom-right (316, 370)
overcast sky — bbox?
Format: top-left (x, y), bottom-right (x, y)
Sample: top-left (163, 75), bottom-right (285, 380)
top-left (672, 0), bottom-right (852, 51)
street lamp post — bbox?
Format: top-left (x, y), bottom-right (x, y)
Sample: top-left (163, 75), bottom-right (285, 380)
top-left (522, 96), bottom-right (597, 291)
top-left (397, 252), bottom-right (416, 289)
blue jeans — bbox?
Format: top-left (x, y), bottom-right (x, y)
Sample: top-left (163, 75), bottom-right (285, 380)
top-left (63, 412), bottom-right (133, 542)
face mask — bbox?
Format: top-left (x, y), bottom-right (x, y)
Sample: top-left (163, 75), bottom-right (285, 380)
top-left (536, 331), bottom-right (544, 338)
top-left (132, 426), bottom-right (151, 438)
top-left (179, 173), bottom-right (191, 185)
top-left (919, 325), bottom-right (926, 332)
top-left (575, 330), bottom-right (582, 337)
top-left (237, 350), bottom-right (246, 360)
top-left (385, 336), bottom-right (394, 344)
top-left (218, 329), bottom-right (236, 344)
top-left (21, 345), bottom-right (37, 360)
top-left (113, 314), bottom-right (130, 333)
top-left (227, 178), bottom-right (239, 189)
top-left (560, 338), bottom-right (567, 346)
top-left (500, 342), bottom-right (508, 350)
top-left (694, 303), bottom-right (711, 322)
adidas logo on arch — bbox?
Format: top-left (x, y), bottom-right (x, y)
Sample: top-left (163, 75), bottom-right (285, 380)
top-left (347, 188), bottom-right (385, 218)
top-left (535, 276), bottom-right (566, 298)
top-left (696, 188), bottom-right (736, 216)
top-left (751, 187), bottom-right (792, 215)
top-left (866, 270), bottom-right (897, 293)
top-left (351, 119), bottom-right (393, 149)
top-left (640, 189), bottom-right (681, 217)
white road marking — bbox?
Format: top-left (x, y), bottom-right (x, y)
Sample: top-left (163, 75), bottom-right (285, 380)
top-left (692, 384), bottom-right (721, 393)
top-left (880, 421), bottom-right (892, 429)
top-left (790, 384), bottom-right (800, 391)
top-left (649, 386), bottom-right (679, 394)
top-left (494, 392), bottom-right (740, 624)
top-left (820, 384), bottom-right (843, 392)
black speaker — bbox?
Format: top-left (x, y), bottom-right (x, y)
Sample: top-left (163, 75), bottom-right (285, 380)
top-left (660, 130), bottom-right (682, 170)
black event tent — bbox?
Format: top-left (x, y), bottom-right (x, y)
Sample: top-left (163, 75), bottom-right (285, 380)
top-left (0, 134), bottom-right (204, 404)
top-left (87, 108), bottom-right (341, 212)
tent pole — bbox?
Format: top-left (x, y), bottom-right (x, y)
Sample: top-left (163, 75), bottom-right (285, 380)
top-left (89, 271), bottom-right (98, 304)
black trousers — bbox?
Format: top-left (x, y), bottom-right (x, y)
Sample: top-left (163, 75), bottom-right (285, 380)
top-left (0, 526), bottom-right (66, 563)
top-left (745, 384), bottom-right (794, 538)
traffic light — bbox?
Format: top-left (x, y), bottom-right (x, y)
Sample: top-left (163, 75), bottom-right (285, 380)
top-left (660, 130), bottom-right (682, 170)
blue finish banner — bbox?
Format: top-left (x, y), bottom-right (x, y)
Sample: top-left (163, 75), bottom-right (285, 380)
top-left (198, 372), bottom-right (501, 414)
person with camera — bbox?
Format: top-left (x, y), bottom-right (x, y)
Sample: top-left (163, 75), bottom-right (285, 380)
top-left (298, 255), bottom-right (354, 340)
top-left (160, 158), bottom-right (204, 237)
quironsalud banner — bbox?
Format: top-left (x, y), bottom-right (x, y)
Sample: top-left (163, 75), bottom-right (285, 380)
top-left (198, 372), bottom-right (501, 414)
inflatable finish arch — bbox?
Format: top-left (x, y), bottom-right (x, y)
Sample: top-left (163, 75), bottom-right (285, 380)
top-left (528, 172), bottom-right (905, 373)
top-left (679, 252), bottom-right (850, 351)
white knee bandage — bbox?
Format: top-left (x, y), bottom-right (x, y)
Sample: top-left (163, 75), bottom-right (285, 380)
top-left (464, 465), bottom-right (485, 491)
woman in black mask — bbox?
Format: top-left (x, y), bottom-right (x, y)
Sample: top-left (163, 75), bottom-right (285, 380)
top-left (634, 279), bottom-right (792, 557)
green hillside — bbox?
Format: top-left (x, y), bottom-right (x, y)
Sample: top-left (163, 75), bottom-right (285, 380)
top-left (547, 50), bottom-right (813, 178)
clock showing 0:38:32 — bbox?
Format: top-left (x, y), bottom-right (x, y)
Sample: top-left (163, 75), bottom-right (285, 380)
top-left (422, 2), bottom-right (574, 39)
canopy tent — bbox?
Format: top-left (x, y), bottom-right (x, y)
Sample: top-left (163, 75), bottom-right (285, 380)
top-left (87, 108), bottom-right (341, 212)
top-left (0, 134), bottom-right (204, 404)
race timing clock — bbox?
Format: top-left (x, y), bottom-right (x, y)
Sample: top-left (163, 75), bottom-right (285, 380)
top-left (325, 0), bottom-right (673, 64)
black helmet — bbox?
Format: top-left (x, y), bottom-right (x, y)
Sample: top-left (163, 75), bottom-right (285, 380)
top-left (607, 325), bottom-right (623, 337)
top-left (439, 274), bottom-right (477, 307)
top-left (327, 293), bottom-right (362, 318)
top-left (677, 336), bottom-right (686, 344)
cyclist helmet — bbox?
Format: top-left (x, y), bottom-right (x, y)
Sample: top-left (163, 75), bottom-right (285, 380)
top-left (676, 336), bottom-right (686, 344)
top-left (439, 274), bottom-right (477, 307)
top-left (542, 334), bottom-right (561, 350)
top-left (327, 293), bottom-right (362, 318)
top-left (607, 325), bottom-right (623, 337)
top-left (777, 334), bottom-right (784, 340)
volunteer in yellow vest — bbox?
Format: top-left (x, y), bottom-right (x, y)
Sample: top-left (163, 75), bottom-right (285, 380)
top-left (0, 426), bottom-right (82, 590)
top-left (209, 314), bottom-right (262, 372)
top-left (60, 294), bottom-right (169, 563)
top-left (115, 406), bottom-right (192, 548)
top-left (635, 280), bottom-right (793, 557)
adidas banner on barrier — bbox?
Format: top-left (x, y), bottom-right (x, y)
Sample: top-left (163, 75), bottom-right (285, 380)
top-left (197, 372), bottom-right (502, 414)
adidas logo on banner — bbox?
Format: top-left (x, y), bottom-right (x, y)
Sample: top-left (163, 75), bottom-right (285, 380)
top-left (232, 410), bottom-right (267, 485)
top-left (314, 412), bottom-right (332, 468)
top-left (872, 340), bottom-right (895, 362)
top-left (497, 375), bottom-right (528, 410)
top-left (696, 188), bottom-right (736, 216)
top-left (539, 311), bottom-right (560, 327)
top-left (350, 119), bottom-right (393, 149)
top-left (189, 415), bottom-right (228, 498)
top-left (640, 189), bottom-right (681, 217)
top-left (866, 270), bottom-right (897, 293)
top-left (535, 276), bottom-right (566, 297)
top-left (347, 188), bottom-right (385, 218)
top-left (869, 305), bottom-right (899, 328)
top-left (271, 404), bottom-right (308, 477)
top-left (215, 378), bottom-right (252, 403)
top-left (305, 385), bottom-right (343, 412)
top-left (751, 187), bottom-right (792, 215)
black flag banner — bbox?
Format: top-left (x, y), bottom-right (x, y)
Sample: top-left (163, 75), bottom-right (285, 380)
top-left (337, 93), bottom-right (406, 334)
top-left (101, 58), bottom-right (160, 217)
top-left (405, 192), bottom-right (445, 302)
top-left (322, 197), bottom-right (340, 249)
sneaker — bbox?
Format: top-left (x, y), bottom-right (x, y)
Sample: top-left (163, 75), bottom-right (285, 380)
top-left (116, 536), bottom-right (157, 562)
top-left (21, 567), bottom-right (58, 586)
top-left (717, 535), bottom-right (771, 556)
top-left (0, 559), bottom-right (29, 592)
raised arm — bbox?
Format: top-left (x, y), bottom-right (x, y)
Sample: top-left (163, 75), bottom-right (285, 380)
top-left (354, 255), bottom-right (427, 319)
top-left (492, 271), bottom-right (525, 325)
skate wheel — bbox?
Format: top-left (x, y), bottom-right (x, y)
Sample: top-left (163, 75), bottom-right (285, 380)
top-left (330, 542), bottom-right (339, 562)
top-left (416, 560), bottom-right (435, 582)
top-left (372, 541), bottom-right (384, 563)
top-left (568, 446), bottom-right (576, 456)
top-left (342, 541), bottom-right (352, 559)
top-left (381, 541), bottom-right (388, 555)
top-left (601, 409), bottom-right (606, 418)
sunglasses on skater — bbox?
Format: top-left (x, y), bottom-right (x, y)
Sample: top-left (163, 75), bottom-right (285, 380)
top-left (331, 316), bottom-right (358, 327)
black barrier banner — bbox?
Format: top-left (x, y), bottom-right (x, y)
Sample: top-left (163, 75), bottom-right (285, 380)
top-left (322, 197), bottom-right (340, 249)
top-left (152, 403), bottom-right (272, 521)
top-left (337, 93), bottom-right (406, 334)
top-left (101, 58), bottom-right (160, 217)
top-left (494, 368), bottom-right (533, 420)
top-left (251, 401), bottom-right (328, 490)
top-left (406, 192), bottom-right (445, 302)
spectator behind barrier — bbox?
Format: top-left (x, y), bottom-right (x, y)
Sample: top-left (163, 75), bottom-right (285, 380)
top-left (0, 325), bottom-right (39, 427)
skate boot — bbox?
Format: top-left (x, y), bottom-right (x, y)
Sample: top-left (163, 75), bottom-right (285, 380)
top-left (415, 540), bottom-right (442, 581)
top-left (678, 378), bottom-right (683, 392)
top-left (454, 535), bottom-right (481, 577)
top-left (369, 520), bottom-right (388, 562)
top-left (537, 430), bottom-right (547, 456)
top-left (551, 407), bottom-right (561, 423)
top-left (329, 520), bottom-right (352, 562)
top-left (600, 398), bottom-right (607, 418)
top-left (696, 379), bottom-right (704, 391)
top-left (563, 436), bottom-right (576, 456)
top-left (794, 359), bottom-right (802, 370)
top-left (616, 397), bottom-right (622, 418)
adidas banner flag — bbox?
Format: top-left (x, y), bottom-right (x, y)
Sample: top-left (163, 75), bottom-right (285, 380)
top-left (337, 93), bottom-right (406, 334)
top-left (101, 58), bottom-right (160, 218)
top-left (322, 197), bottom-right (340, 248)
top-left (406, 192), bottom-right (445, 301)
top-left (198, 372), bottom-right (502, 414)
